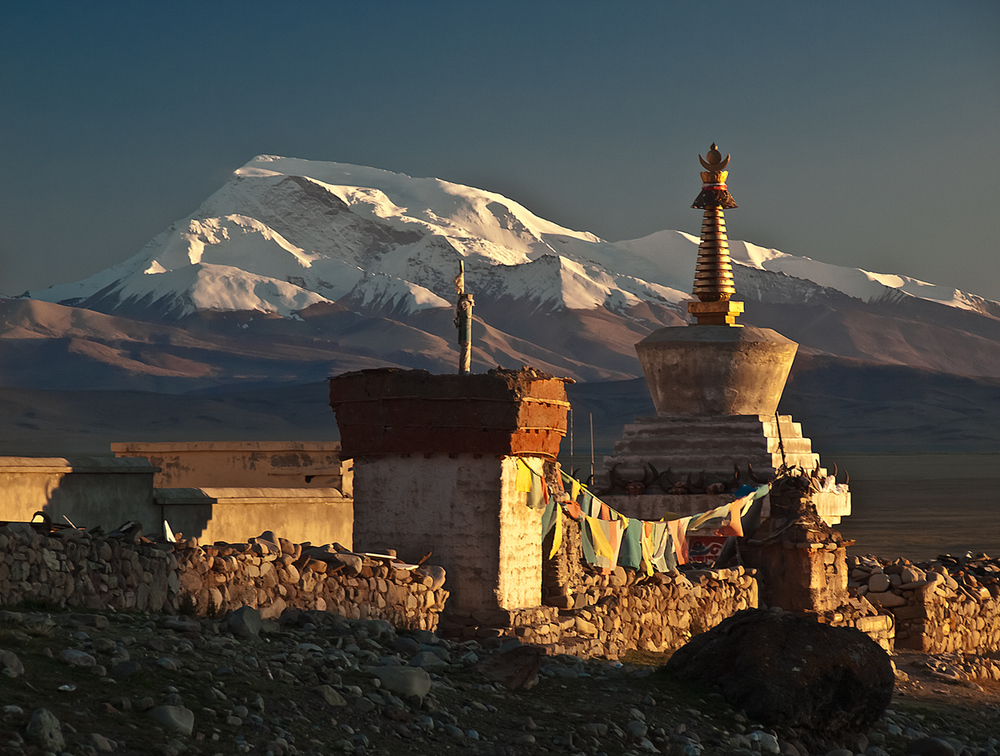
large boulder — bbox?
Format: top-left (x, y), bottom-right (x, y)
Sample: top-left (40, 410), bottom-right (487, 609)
top-left (662, 609), bottom-right (893, 739)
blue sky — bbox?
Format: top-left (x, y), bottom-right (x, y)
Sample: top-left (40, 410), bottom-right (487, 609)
top-left (2, 2), bottom-right (998, 299)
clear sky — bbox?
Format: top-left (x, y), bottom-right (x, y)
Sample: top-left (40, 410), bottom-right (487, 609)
top-left (1, 2), bottom-right (998, 299)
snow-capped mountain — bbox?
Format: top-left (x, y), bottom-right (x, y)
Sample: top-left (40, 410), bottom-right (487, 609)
top-left (28, 155), bottom-right (1000, 324)
top-left (6, 155), bottom-right (1000, 454)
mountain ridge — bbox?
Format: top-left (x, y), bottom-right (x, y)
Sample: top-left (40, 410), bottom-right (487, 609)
top-left (3, 155), bottom-right (999, 453)
top-left (25, 155), bottom-right (999, 324)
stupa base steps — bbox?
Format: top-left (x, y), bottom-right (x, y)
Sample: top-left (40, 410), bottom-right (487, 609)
top-left (601, 414), bottom-right (820, 481)
top-left (596, 414), bottom-right (851, 526)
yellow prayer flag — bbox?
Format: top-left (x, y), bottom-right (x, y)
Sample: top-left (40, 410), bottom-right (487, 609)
top-left (515, 458), bottom-right (533, 492)
top-left (548, 504), bottom-right (563, 559)
top-left (585, 515), bottom-right (615, 559)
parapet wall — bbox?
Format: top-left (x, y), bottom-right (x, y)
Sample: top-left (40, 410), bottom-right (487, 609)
top-left (111, 441), bottom-right (352, 495)
top-left (0, 523), bottom-right (446, 633)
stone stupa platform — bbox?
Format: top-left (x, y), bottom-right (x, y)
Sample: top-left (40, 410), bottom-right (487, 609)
top-left (597, 413), bottom-right (851, 526)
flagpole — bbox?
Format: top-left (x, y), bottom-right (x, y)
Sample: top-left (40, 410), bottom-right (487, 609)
top-left (589, 412), bottom-right (595, 481)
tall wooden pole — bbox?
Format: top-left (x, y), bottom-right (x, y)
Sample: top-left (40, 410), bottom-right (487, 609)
top-left (454, 260), bottom-right (474, 375)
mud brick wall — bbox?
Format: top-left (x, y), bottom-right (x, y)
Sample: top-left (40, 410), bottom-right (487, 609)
top-left (849, 555), bottom-right (1000, 654)
top-left (0, 523), bottom-right (447, 633)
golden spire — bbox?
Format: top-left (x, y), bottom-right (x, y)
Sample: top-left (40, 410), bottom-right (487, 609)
top-left (688, 143), bottom-right (744, 326)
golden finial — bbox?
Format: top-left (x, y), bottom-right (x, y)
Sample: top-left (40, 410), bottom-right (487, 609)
top-left (698, 143), bottom-right (730, 172)
top-left (688, 143), bottom-right (743, 326)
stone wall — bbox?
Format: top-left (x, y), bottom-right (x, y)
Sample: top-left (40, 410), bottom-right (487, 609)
top-left (849, 554), bottom-right (1000, 654)
top-left (0, 523), bottom-right (447, 633)
top-left (439, 504), bottom-right (761, 659)
top-left (443, 565), bottom-right (758, 660)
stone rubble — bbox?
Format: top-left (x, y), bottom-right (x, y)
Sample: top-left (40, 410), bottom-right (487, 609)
top-left (0, 605), bottom-right (996, 756)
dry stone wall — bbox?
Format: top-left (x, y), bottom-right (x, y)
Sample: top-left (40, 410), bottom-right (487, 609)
top-left (0, 523), bottom-right (173, 613)
top-left (441, 509), bottom-right (761, 659)
top-left (0, 523), bottom-right (447, 633)
top-left (443, 565), bottom-right (757, 660)
top-left (849, 554), bottom-right (1000, 655)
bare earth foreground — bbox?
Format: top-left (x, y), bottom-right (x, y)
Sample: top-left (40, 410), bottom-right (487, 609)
top-left (0, 607), bottom-right (997, 756)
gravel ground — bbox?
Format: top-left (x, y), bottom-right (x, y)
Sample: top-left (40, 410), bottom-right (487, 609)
top-left (0, 607), bottom-right (997, 756)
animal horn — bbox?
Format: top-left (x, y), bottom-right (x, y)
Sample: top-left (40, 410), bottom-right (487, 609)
top-left (830, 462), bottom-right (838, 479)
top-left (728, 464), bottom-right (741, 491)
top-left (609, 463), bottom-right (626, 488)
top-left (643, 463), bottom-right (657, 488)
top-left (747, 463), bottom-right (769, 485)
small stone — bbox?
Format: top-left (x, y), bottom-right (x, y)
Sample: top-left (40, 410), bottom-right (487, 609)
top-left (628, 720), bottom-right (649, 738)
top-left (409, 651), bottom-right (447, 670)
top-left (26, 708), bottom-right (65, 751)
top-left (315, 685), bottom-right (347, 707)
top-left (111, 660), bottom-right (142, 679)
top-left (372, 666), bottom-right (432, 701)
top-left (868, 591), bottom-right (907, 608)
top-left (393, 636), bottom-right (421, 655)
top-left (148, 705), bottom-right (195, 735)
top-left (60, 648), bottom-right (97, 667)
top-left (907, 737), bottom-right (957, 756)
top-left (750, 730), bottom-right (781, 755)
top-left (575, 617), bottom-right (598, 635)
top-left (868, 574), bottom-right (891, 592)
top-left (133, 696), bottom-right (155, 712)
top-left (86, 732), bottom-right (116, 752)
top-left (224, 606), bottom-right (262, 640)
top-left (0, 649), bottom-right (24, 678)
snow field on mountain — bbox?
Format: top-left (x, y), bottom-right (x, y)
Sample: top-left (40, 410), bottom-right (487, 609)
top-left (25, 154), bottom-right (998, 320)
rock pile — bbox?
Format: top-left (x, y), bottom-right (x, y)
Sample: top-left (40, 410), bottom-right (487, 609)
top-left (849, 554), bottom-right (1000, 654)
top-left (3, 605), bottom-right (996, 756)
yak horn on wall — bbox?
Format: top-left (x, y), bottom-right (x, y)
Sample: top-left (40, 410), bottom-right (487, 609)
top-left (747, 463), bottom-right (773, 485)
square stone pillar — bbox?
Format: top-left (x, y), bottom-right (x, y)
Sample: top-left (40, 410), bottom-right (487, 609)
top-left (329, 367), bottom-right (569, 614)
top-left (352, 454), bottom-right (543, 611)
